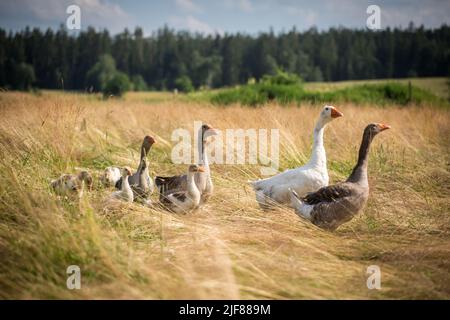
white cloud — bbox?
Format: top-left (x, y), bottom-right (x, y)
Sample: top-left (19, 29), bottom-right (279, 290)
top-left (175, 0), bottom-right (202, 13)
top-left (381, 2), bottom-right (450, 29)
top-left (284, 6), bottom-right (317, 26)
top-left (0, 0), bottom-right (132, 33)
top-left (75, 0), bottom-right (131, 32)
top-left (224, 0), bottom-right (254, 13)
top-left (169, 15), bottom-right (223, 35)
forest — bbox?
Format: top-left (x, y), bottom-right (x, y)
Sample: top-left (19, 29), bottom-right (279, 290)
top-left (1, 24), bottom-right (449, 91)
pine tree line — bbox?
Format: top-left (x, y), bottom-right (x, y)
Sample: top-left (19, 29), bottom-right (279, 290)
top-left (0, 24), bottom-right (449, 91)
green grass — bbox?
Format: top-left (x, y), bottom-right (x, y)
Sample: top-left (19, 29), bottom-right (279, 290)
top-left (304, 77), bottom-right (450, 99)
top-left (66, 77), bottom-right (448, 107)
top-left (38, 77), bottom-right (450, 107)
top-left (209, 82), bottom-right (448, 107)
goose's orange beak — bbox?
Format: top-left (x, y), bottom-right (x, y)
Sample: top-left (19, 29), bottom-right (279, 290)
top-left (331, 107), bottom-right (343, 118)
top-left (197, 166), bottom-right (206, 173)
top-left (377, 123), bottom-right (391, 131)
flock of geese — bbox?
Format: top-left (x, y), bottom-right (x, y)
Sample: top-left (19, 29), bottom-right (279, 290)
top-left (50, 106), bottom-right (390, 230)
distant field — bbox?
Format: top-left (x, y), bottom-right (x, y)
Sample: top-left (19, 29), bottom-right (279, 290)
top-left (304, 77), bottom-right (449, 99)
top-left (0, 91), bottom-right (449, 299)
top-left (112, 77), bottom-right (449, 105)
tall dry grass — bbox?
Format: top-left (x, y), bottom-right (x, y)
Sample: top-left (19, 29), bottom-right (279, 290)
top-left (0, 91), bottom-right (449, 299)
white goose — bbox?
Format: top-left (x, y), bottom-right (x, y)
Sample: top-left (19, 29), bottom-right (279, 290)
top-left (100, 167), bottom-right (121, 187)
top-left (164, 165), bottom-right (204, 213)
top-left (250, 105), bottom-right (343, 209)
top-left (107, 167), bottom-right (133, 203)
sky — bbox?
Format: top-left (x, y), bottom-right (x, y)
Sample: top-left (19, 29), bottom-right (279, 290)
top-left (0, 0), bottom-right (449, 35)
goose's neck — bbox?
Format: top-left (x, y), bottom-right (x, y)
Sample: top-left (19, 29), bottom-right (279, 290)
top-left (197, 130), bottom-right (210, 172)
top-left (121, 175), bottom-right (131, 192)
top-left (347, 133), bottom-right (372, 185)
top-left (139, 166), bottom-right (148, 186)
top-left (137, 146), bottom-right (148, 172)
top-left (140, 139), bottom-right (152, 160)
top-left (308, 121), bottom-right (326, 168)
top-left (187, 172), bottom-right (197, 194)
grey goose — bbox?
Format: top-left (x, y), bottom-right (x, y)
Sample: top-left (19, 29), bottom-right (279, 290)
top-left (290, 123), bottom-right (391, 230)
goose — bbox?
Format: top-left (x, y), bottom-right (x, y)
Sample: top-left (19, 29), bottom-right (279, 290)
top-left (250, 105), bottom-right (343, 209)
top-left (155, 123), bottom-right (217, 204)
top-left (133, 157), bottom-right (152, 202)
top-left (108, 167), bottom-right (134, 203)
top-left (100, 166), bottom-right (121, 187)
top-left (115, 135), bottom-right (156, 202)
top-left (51, 170), bottom-right (93, 196)
top-left (164, 165), bottom-right (204, 213)
top-left (290, 123), bottom-right (391, 230)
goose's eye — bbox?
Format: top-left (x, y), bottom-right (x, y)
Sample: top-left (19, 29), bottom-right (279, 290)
top-left (325, 108), bottom-right (329, 111)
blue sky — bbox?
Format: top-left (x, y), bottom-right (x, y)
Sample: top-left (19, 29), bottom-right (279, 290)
top-left (0, 0), bottom-right (449, 35)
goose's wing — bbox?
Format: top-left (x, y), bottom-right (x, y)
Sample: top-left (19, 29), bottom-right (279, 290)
top-left (168, 191), bottom-right (187, 203)
top-left (163, 191), bottom-right (189, 211)
top-left (303, 183), bottom-right (354, 205)
top-left (155, 174), bottom-right (187, 195)
top-left (115, 177), bottom-right (122, 190)
top-left (155, 174), bottom-right (187, 204)
top-left (252, 169), bottom-right (294, 190)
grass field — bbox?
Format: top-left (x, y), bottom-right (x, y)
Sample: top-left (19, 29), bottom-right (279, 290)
top-left (108, 77), bottom-right (450, 105)
top-left (206, 76), bottom-right (449, 107)
top-left (304, 77), bottom-right (450, 99)
top-left (0, 89), bottom-right (449, 299)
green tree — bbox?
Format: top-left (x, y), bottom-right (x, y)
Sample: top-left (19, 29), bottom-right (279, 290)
top-left (12, 62), bottom-right (35, 90)
top-left (261, 69), bottom-right (302, 85)
top-left (103, 71), bottom-right (131, 97)
top-left (175, 75), bottom-right (194, 93)
top-left (131, 74), bottom-right (148, 91)
top-left (1, 25), bottom-right (450, 90)
top-left (85, 54), bottom-right (117, 92)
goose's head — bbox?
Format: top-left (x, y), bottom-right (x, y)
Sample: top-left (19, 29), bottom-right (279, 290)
top-left (201, 124), bottom-right (218, 141)
top-left (142, 135), bottom-right (156, 154)
top-left (320, 105), bottom-right (343, 124)
top-left (189, 164), bottom-right (205, 173)
top-left (364, 123), bottom-right (391, 140)
top-left (121, 167), bottom-right (132, 177)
